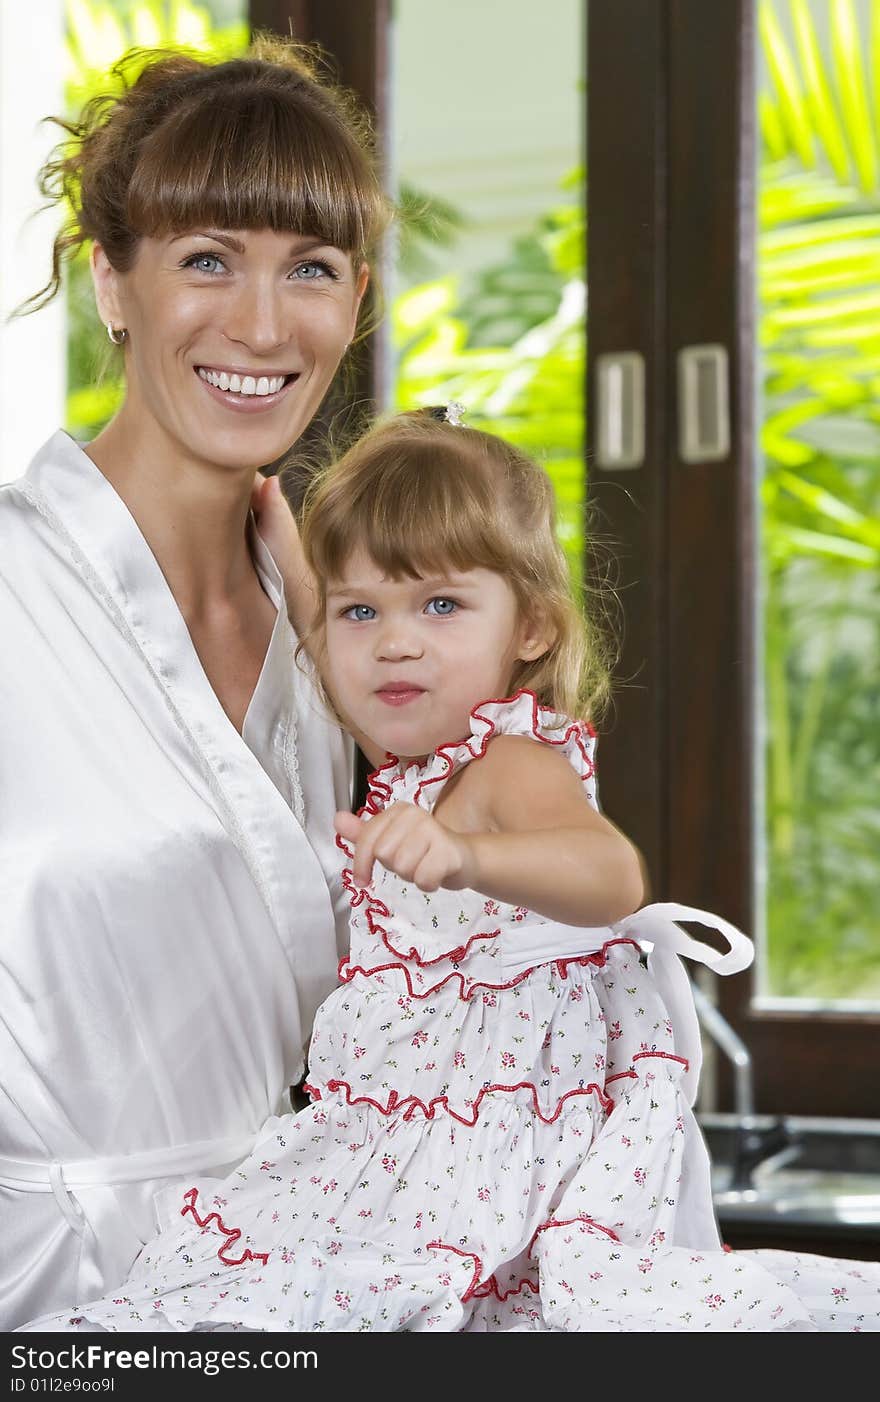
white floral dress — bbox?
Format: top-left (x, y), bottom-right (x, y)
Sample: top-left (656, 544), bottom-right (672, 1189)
top-left (21, 693), bottom-right (880, 1332)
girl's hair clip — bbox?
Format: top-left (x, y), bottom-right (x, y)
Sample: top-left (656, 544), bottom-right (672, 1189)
top-left (427, 401), bottom-right (466, 426)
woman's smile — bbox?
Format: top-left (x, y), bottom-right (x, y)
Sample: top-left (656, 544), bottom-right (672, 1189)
top-left (195, 364), bottom-right (300, 412)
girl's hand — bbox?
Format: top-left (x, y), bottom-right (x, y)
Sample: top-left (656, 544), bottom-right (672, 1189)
top-left (335, 803), bottom-right (472, 893)
top-left (250, 473), bottom-right (316, 637)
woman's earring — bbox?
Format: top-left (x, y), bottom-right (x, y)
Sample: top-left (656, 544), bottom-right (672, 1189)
top-left (106, 323), bottom-right (127, 345)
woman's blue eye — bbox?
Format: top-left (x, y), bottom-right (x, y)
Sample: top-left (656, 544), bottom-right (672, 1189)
top-left (344, 604), bottom-right (376, 621)
top-left (425, 598), bottom-right (457, 616)
top-left (184, 252), bottom-right (225, 274)
top-left (294, 261), bottom-right (336, 281)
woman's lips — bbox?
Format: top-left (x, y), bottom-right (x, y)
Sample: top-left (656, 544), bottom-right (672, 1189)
top-left (376, 685), bottom-right (425, 707)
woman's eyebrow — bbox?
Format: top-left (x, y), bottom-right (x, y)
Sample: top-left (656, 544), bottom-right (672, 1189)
top-left (168, 231), bottom-right (342, 257)
top-left (169, 231), bottom-right (246, 252)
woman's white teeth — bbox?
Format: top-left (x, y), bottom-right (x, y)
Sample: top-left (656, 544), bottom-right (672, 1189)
top-left (199, 368), bottom-right (286, 396)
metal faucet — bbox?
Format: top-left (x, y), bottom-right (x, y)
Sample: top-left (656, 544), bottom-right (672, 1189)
top-left (691, 981), bottom-right (797, 1190)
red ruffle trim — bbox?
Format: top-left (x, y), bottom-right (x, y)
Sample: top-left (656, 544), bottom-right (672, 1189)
top-left (304, 1053), bottom-right (688, 1128)
top-left (180, 1187), bottom-right (270, 1268)
top-left (429, 1215), bottom-right (620, 1304)
top-left (340, 870), bottom-right (503, 969)
top-left (303, 1075), bottom-right (615, 1125)
top-left (362, 689), bottom-right (596, 814)
top-left (337, 937), bottom-right (640, 1004)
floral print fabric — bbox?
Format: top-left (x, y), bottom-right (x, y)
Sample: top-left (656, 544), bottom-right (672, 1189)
top-left (22, 693), bottom-right (880, 1333)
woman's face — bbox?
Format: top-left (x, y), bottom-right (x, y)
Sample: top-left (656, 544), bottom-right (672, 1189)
top-left (92, 228), bottom-right (368, 474)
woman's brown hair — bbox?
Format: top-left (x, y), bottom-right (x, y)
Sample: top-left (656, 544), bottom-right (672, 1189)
top-left (300, 411), bottom-right (614, 723)
top-left (23, 33), bottom-right (391, 315)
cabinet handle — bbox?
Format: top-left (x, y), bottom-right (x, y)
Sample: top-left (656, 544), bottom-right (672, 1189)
top-left (595, 351), bottom-right (645, 470)
top-left (677, 343), bottom-right (730, 463)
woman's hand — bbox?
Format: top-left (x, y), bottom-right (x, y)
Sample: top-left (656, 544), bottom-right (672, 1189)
top-left (335, 803), bottom-right (472, 893)
top-left (250, 473), bottom-right (316, 638)
top-left (251, 473), bottom-right (386, 768)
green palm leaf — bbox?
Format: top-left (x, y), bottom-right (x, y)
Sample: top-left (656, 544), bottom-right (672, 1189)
top-left (831, 0), bottom-right (878, 190)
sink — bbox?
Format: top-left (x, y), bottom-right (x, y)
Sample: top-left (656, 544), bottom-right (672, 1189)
top-left (699, 1113), bottom-right (880, 1255)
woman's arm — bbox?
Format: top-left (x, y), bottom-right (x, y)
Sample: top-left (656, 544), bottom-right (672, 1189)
top-left (335, 734), bottom-right (646, 927)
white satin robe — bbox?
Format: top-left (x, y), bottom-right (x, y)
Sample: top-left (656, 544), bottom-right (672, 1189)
top-left (0, 430), bottom-right (352, 1330)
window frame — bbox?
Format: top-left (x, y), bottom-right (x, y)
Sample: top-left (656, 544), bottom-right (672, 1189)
top-left (587, 0), bottom-right (879, 1117)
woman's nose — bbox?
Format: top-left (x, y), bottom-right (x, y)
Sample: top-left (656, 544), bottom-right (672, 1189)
top-left (223, 280), bottom-right (287, 354)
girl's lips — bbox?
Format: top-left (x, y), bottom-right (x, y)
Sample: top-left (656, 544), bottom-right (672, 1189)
top-left (376, 687), bottom-right (425, 707)
top-left (195, 369), bottom-right (299, 412)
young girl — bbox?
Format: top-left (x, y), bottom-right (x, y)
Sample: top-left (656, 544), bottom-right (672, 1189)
top-left (22, 411), bottom-right (880, 1333)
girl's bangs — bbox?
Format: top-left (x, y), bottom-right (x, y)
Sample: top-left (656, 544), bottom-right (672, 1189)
top-left (314, 459), bottom-right (512, 586)
top-left (126, 95), bottom-right (377, 253)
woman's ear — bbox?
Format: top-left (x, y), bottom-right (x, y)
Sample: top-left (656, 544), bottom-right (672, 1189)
top-left (90, 243), bottom-right (124, 330)
top-left (349, 261), bottom-right (371, 339)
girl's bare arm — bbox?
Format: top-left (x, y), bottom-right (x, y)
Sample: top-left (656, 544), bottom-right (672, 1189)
top-left (452, 735), bottom-right (645, 926)
top-left (336, 734), bottom-right (646, 927)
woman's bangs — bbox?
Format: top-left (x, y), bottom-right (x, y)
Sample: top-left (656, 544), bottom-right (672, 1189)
top-left (126, 96), bottom-right (374, 252)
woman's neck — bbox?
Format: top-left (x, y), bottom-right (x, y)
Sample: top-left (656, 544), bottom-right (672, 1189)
top-left (85, 414), bottom-right (260, 621)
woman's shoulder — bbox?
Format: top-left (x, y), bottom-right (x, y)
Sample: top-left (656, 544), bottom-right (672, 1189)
top-left (0, 431), bottom-right (93, 543)
top-left (0, 474), bottom-right (49, 577)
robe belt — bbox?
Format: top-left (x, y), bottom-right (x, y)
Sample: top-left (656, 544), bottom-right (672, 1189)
top-left (0, 1132), bottom-right (261, 1303)
top-left (0, 1132), bottom-right (259, 1230)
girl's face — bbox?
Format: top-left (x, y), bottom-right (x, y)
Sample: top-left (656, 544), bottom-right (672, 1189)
top-left (323, 546), bottom-right (550, 763)
top-left (91, 228), bottom-right (368, 475)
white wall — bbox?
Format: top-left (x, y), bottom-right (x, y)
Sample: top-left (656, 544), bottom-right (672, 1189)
top-left (391, 0), bottom-right (583, 292)
top-left (0, 0), bottom-right (65, 483)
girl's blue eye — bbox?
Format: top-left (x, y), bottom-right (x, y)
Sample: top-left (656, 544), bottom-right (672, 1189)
top-left (425, 598), bottom-right (457, 616)
top-left (343, 604), bottom-right (376, 621)
top-left (183, 252), bottom-right (225, 274)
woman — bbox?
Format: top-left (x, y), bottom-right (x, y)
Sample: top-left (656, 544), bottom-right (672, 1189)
top-left (0, 37), bottom-right (389, 1329)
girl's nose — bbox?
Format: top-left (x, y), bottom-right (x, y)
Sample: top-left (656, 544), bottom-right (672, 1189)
top-left (376, 626), bottom-right (424, 662)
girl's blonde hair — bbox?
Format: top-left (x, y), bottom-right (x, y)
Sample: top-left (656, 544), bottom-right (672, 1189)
top-left (301, 411), bottom-right (613, 722)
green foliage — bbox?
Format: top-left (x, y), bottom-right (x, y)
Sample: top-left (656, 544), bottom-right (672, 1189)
top-left (392, 186), bottom-right (585, 584)
top-left (757, 0), bottom-right (880, 999)
top-left (65, 0), bottom-right (247, 107)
